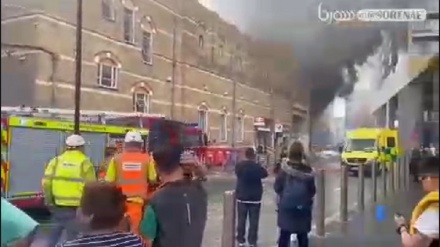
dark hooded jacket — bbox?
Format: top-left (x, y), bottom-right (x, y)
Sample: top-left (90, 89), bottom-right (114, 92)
top-left (274, 159), bottom-right (316, 233)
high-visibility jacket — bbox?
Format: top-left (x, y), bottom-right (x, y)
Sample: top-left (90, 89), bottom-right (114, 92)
top-left (1, 159), bottom-right (6, 193)
top-left (410, 191), bottom-right (439, 234)
top-left (98, 156), bottom-right (113, 180)
top-left (42, 150), bottom-right (96, 207)
top-left (105, 151), bottom-right (158, 203)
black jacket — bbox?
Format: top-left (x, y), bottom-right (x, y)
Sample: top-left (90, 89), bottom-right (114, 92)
top-left (150, 180), bottom-right (208, 247)
top-left (274, 160), bottom-right (316, 233)
top-left (235, 160), bottom-right (268, 202)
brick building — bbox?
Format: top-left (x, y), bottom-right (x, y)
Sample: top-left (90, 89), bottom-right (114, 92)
top-left (1, 0), bottom-right (308, 147)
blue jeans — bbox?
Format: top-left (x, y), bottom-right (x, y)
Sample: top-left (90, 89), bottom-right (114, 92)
top-left (47, 206), bottom-right (79, 246)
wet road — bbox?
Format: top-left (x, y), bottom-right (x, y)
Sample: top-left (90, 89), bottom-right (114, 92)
top-left (28, 158), bottom-right (379, 247)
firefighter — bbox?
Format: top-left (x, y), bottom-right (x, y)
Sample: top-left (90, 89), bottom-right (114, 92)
top-left (104, 131), bottom-right (158, 234)
top-left (42, 134), bottom-right (96, 246)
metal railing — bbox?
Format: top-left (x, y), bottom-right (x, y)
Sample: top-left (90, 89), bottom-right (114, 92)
top-left (220, 151), bottom-right (412, 246)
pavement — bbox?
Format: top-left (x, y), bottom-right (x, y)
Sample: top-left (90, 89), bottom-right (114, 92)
top-left (25, 157), bottom-right (403, 247)
top-left (310, 182), bottom-right (424, 247)
top-left (202, 158), bottom-right (375, 247)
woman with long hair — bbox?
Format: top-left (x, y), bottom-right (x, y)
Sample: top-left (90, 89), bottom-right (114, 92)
top-left (274, 141), bottom-right (316, 247)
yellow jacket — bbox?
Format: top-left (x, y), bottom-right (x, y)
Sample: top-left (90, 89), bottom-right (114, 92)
top-left (42, 150), bottom-right (96, 207)
top-left (104, 154), bottom-right (158, 203)
top-left (410, 191), bottom-right (439, 234)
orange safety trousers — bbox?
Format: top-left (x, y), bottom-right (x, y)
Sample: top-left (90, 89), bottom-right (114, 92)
top-left (125, 201), bottom-right (144, 234)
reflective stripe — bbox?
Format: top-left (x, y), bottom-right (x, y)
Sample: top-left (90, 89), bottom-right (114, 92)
top-left (43, 175), bottom-right (85, 182)
top-left (53, 195), bottom-right (81, 201)
top-left (117, 178), bottom-right (145, 185)
top-left (122, 163), bottom-right (142, 171)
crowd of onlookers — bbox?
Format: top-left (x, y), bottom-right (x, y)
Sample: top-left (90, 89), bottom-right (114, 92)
top-left (1, 138), bottom-right (438, 247)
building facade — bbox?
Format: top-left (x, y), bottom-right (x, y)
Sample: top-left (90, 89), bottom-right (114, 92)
top-left (1, 0), bottom-right (308, 147)
top-left (371, 0), bottom-right (439, 149)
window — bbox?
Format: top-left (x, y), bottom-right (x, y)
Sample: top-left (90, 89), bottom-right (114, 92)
top-left (219, 112), bottom-right (227, 142)
top-left (218, 44), bottom-right (224, 56)
top-left (344, 139), bottom-right (376, 152)
top-left (198, 107), bottom-right (208, 133)
top-left (210, 46), bottom-right (215, 63)
top-left (386, 137), bottom-right (396, 147)
top-left (133, 91), bottom-right (150, 113)
top-left (123, 7), bottom-right (135, 44)
top-left (97, 58), bottom-right (118, 89)
top-left (236, 116), bottom-right (244, 142)
top-left (101, 0), bottom-right (116, 21)
top-left (198, 35), bottom-right (204, 48)
top-left (142, 31), bottom-right (153, 64)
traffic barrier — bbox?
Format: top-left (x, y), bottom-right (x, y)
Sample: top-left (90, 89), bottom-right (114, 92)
top-left (357, 164), bottom-right (365, 211)
top-left (221, 190), bottom-right (236, 247)
top-left (340, 165), bottom-right (348, 222)
top-left (390, 161), bottom-right (395, 193)
top-left (315, 169), bottom-right (326, 237)
top-left (371, 161), bottom-right (378, 202)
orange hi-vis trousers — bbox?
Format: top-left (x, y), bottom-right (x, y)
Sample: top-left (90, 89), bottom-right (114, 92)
top-left (125, 201), bottom-right (144, 235)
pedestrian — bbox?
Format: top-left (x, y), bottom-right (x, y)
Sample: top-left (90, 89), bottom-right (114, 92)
top-left (42, 134), bottom-right (96, 246)
top-left (394, 156), bottom-right (439, 247)
top-left (410, 146), bottom-right (422, 182)
top-left (104, 131), bottom-right (159, 234)
top-left (274, 141), bottom-right (316, 247)
top-left (235, 147), bottom-right (268, 247)
top-left (180, 150), bottom-right (207, 181)
top-left (56, 182), bottom-right (147, 247)
top-left (139, 144), bottom-right (208, 247)
top-left (1, 197), bottom-right (39, 247)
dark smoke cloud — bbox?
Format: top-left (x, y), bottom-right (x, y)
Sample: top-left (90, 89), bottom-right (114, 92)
top-left (210, 0), bottom-right (411, 114)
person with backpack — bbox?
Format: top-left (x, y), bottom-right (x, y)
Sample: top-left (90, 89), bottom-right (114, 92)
top-left (274, 141), bottom-right (316, 247)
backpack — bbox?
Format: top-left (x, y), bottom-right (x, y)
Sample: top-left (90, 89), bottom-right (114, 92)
top-left (279, 175), bottom-right (311, 213)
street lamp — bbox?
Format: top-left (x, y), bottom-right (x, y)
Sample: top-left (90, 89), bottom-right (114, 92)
top-left (73, 0), bottom-right (83, 134)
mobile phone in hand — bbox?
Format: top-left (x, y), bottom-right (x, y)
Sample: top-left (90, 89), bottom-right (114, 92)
top-left (394, 212), bottom-right (403, 218)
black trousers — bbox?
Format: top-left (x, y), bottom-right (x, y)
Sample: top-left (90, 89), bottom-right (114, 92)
top-left (236, 202), bottom-right (261, 245)
top-left (278, 229), bottom-right (309, 247)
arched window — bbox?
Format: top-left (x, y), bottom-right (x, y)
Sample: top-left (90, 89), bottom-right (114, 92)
top-left (141, 16), bottom-right (156, 64)
top-left (219, 107), bottom-right (228, 142)
top-left (131, 82), bottom-right (152, 113)
top-left (198, 35), bottom-right (204, 48)
top-left (95, 51), bottom-right (121, 89)
top-left (198, 103), bottom-right (208, 133)
top-left (122, 0), bottom-right (137, 44)
top-left (236, 110), bottom-right (245, 142)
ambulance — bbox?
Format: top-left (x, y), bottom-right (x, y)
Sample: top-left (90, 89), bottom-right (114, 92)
top-left (1, 106), bottom-right (148, 209)
top-left (341, 128), bottom-right (400, 175)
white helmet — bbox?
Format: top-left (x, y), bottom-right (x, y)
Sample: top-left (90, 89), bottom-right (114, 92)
top-left (124, 131), bottom-right (143, 143)
top-left (65, 134), bottom-right (85, 147)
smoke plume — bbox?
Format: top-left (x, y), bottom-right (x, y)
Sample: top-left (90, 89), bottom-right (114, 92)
top-left (207, 0), bottom-right (410, 114)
